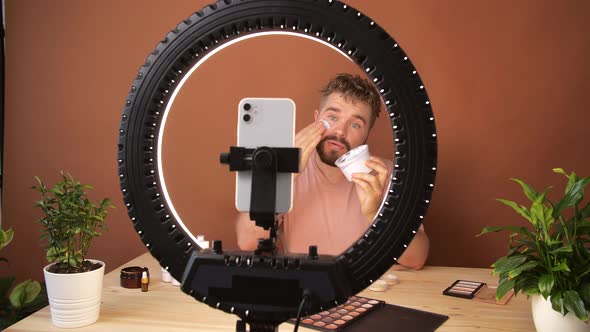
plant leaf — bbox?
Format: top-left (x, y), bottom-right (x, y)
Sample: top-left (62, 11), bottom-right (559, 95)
top-left (531, 201), bottom-right (545, 225)
top-left (563, 290), bottom-right (588, 321)
top-left (551, 260), bottom-right (571, 272)
top-left (508, 261), bottom-right (539, 279)
top-left (564, 171), bottom-right (578, 194)
top-left (580, 283), bottom-right (590, 306)
top-left (549, 245), bottom-right (573, 255)
top-left (0, 228), bottom-right (15, 251)
top-left (538, 274), bottom-right (554, 299)
top-left (23, 280), bottom-right (41, 305)
top-left (510, 178), bottom-right (539, 202)
top-left (9, 279), bottom-right (41, 309)
top-left (506, 244), bottom-right (525, 256)
top-left (68, 257), bottom-right (78, 267)
top-left (493, 255), bottom-right (529, 275)
top-left (571, 177), bottom-right (590, 201)
top-left (496, 278), bottom-right (515, 301)
top-left (551, 292), bottom-right (565, 315)
top-left (497, 199), bottom-right (534, 224)
top-left (513, 239), bottom-right (539, 253)
top-left (15, 282), bottom-right (48, 319)
top-left (515, 276), bottom-right (540, 296)
top-left (46, 247), bottom-right (57, 262)
top-left (554, 177), bottom-right (590, 216)
top-left (478, 225), bottom-right (534, 239)
top-left (544, 206), bottom-right (554, 225)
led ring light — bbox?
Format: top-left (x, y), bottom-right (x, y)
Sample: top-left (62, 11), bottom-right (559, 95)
top-left (118, 0), bottom-right (437, 327)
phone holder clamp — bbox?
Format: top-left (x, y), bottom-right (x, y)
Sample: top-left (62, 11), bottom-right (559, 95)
top-left (220, 146), bottom-right (300, 231)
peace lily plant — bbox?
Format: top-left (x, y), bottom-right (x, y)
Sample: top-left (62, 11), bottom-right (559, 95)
top-left (480, 168), bottom-right (590, 323)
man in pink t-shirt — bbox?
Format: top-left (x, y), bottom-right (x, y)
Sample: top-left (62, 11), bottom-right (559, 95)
top-left (236, 74), bottom-right (429, 269)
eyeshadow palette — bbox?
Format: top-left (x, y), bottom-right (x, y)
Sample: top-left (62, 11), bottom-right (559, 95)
top-left (289, 296), bottom-right (384, 331)
top-left (442, 280), bottom-right (486, 299)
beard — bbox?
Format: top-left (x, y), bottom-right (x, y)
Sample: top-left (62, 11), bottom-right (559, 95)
top-left (316, 135), bottom-right (351, 167)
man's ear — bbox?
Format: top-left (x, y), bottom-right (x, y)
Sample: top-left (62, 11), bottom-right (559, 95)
top-left (314, 109), bottom-right (319, 122)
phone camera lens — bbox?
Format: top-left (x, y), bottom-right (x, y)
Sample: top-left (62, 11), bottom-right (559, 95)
top-left (243, 114), bottom-right (251, 122)
top-left (243, 103), bottom-right (251, 111)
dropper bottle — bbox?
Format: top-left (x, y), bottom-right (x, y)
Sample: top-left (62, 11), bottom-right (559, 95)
top-left (141, 271), bottom-right (149, 292)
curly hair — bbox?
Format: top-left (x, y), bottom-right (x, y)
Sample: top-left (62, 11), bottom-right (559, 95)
top-left (320, 73), bottom-right (382, 128)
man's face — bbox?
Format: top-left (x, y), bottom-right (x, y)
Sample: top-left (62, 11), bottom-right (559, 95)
top-left (314, 92), bottom-right (373, 167)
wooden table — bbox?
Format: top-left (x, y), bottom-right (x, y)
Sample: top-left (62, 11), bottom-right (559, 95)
top-left (7, 252), bottom-right (535, 331)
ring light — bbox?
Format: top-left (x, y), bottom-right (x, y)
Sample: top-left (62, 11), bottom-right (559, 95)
top-left (118, 0), bottom-right (437, 328)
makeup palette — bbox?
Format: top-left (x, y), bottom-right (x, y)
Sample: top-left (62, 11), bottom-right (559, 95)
top-left (442, 280), bottom-right (486, 299)
top-left (290, 296), bottom-right (384, 331)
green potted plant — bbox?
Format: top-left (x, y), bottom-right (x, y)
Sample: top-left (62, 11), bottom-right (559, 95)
top-left (0, 227), bottom-right (46, 329)
top-left (33, 172), bottom-right (114, 328)
top-left (479, 168), bottom-right (589, 332)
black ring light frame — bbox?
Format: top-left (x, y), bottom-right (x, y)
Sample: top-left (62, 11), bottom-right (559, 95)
top-left (118, 0), bottom-right (437, 327)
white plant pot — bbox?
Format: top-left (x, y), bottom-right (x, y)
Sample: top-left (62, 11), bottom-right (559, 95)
top-left (43, 260), bottom-right (105, 329)
top-left (531, 294), bottom-right (590, 332)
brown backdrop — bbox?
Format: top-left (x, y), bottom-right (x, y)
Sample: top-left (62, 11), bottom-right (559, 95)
top-left (3, 0), bottom-right (589, 285)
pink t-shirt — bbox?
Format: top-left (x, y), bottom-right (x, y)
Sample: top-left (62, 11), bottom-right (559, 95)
top-left (278, 152), bottom-right (392, 256)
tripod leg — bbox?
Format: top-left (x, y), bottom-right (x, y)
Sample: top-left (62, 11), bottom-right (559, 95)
top-left (248, 322), bottom-right (280, 332)
top-left (236, 320), bottom-right (247, 332)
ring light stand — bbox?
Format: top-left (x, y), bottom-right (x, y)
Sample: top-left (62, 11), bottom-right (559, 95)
top-left (118, 1), bottom-right (438, 330)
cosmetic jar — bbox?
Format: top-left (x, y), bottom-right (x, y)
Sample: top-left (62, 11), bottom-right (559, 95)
top-left (120, 266), bottom-right (149, 289)
top-left (335, 144), bottom-right (372, 181)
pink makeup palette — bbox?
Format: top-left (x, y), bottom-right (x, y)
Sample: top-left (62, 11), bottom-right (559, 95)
top-left (290, 296), bottom-right (384, 331)
top-left (442, 280), bottom-right (486, 299)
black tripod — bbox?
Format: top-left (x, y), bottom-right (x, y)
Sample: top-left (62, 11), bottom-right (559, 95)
top-left (220, 145), bottom-right (300, 332)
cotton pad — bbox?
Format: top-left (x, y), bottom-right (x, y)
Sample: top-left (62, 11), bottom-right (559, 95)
top-left (368, 279), bottom-right (388, 292)
top-left (380, 273), bottom-right (399, 286)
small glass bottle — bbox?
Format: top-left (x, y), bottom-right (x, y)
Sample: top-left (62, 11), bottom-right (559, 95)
top-left (141, 271), bottom-right (149, 292)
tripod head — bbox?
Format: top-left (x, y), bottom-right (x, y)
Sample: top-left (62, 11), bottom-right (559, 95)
top-left (220, 146), bottom-right (300, 254)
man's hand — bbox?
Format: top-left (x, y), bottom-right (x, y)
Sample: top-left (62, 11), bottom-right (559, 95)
top-left (294, 122), bottom-right (326, 177)
top-left (351, 156), bottom-right (390, 222)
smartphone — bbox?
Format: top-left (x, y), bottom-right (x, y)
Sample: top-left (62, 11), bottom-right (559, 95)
top-left (235, 98), bottom-right (296, 214)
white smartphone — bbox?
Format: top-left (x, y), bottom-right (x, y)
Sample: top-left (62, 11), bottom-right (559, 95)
top-left (235, 98), bottom-right (296, 214)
